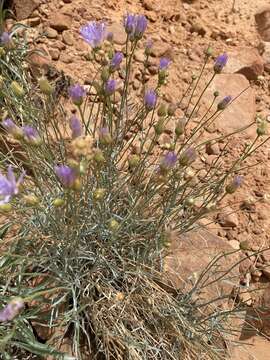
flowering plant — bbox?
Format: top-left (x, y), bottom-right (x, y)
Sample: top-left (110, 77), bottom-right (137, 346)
top-left (0, 11), bottom-right (268, 360)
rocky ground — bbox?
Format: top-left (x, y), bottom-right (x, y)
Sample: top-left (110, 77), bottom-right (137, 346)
top-left (3, 0), bottom-right (270, 358)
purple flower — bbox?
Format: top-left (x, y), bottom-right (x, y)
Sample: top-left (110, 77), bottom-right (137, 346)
top-left (144, 89), bottom-right (157, 111)
top-left (110, 52), bottom-right (123, 71)
top-left (179, 147), bottom-right (197, 166)
top-left (0, 166), bottom-right (25, 205)
top-left (69, 84), bottom-right (86, 106)
top-left (214, 53), bottom-right (228, 73)
top-left (22, 125), bottom-right (41, 145)
top-left (145, 38), bottom-right (153, 55)
top-left (159, 58), bottom-right (171, 70)
top-left (1, 118), bottom-right (23, 138)
top-left (226, 175), bottom-right (243, 194)
top-left (134, 15), bottom-right (147, 39)
top-left (80, 21), bottom-right (107, 49)
top-left (54, 165), bottom-right (77, 188)
top-left (0, 32), bottom-right (11, 45)
top-left (69, 115), bottom-right (82, 139)
top-left (124, 14), bottom-right (147, 39)
top-left (0, 298), bottom-right (24, 322)
top-left (105, 79), bottom-right (116, 96)
top-left (217, 95), bottom-right (232, 110)
top-left (124, 14), bottom-right (136, 34)
top-left (160, 151), bottom-right (177, 171)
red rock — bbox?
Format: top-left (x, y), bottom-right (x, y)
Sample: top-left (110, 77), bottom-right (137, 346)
top-left (201, 74), bottom-right (256, 138)
top-left (164, 228), bottom-right (239, 301)
top-left (224, 48), bottom-right (264, 81)
top-left (255, 7), bottom-right (270, 41)
top-left (14, 0), bottom-right (40, 20)
top-left (49, 13), bottom-right (72, 32)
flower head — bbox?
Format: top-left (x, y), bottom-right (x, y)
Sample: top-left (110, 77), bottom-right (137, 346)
top-left (159, 58), bottom-right (171, 70)
top-left (80, 21), bottom-right (107, 49)
top-left (104, 79), bottom-right (116, 96)
top-left (69, 115), bottom-right (82, 139)
top-left (217, 95), bottom-right (232, 110)
top-left (134, 15), bottom-right (147, 39)
top-left (0, 166), bottom-right (25, 205)
top-left (110, 52), bottom-right (123, 71)
top-left (0, 298), bottom-right (24, 322)
top-left (160, 152), bottom-right (177, 171)
top-left (1, 118), bottom-right (23, 139)
top-left (0, 32), bottom-right (11, 45)
top-left (179, 147), bottom-right (197, 166)
top-left (124, 14), bottom-right (136, 34)
top-left (22, 125), bottom-right (41, 145)
top-left (69, 84), bottom-right (86, 106)
top-left (124, 14), bottom-right (147, 39)
top-left (214, 53), bottom-right (228, 73)
top-left (226, 175), bottom-right (243, 194)
top-left (54, 165), bottom-right (77, 188)
top-left (144, 89), bottom-right (157, 111)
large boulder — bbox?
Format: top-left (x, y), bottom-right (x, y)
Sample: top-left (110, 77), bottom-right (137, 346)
top-left (201, 74), bottom-right (256, 138)
top-left (13, 0), bottom-right (40, 20)
top-left (255, 7), bottom-right (270, 41)
top-left (164, 228), bottom-right (239, 303)
top-left (224, 48), bottom-right (264, 81)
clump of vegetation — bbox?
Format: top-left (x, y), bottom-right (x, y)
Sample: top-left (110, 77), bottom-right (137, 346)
top-left (0, 8), bottom-right (268, 360)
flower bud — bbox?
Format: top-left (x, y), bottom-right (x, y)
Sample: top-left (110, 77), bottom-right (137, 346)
top-left (0, 203), bottom-right (12, 213)
top-left (53, 198), bottom-right (65, 207)
top-left (257, 119), bottom-right (267, 136)
top-left (154, 118), bottom-right (165, 135)
top-left (157, 103), bottom-right (167, 117)
top-left (101, 67), bottom-right (110, 82)
top-left (128, 154), bottom-right (140, 169)
top-left (22, 126), bottom-right (42, 146)
top-left (109, 218), bottom-right (120, 231)
top-left (69, 84), bottom-right (86, 106)
top-left (184, 197), bottom-right (195, 207)
top-left (179, 147), bottom-right (197, 166)
top-left (23, 194), bottom-right (40, 206)
top-left (225, 175), bottom-right (243, 194)
top-left (72, 178), bottom-right (82, 191)
top-left (38, 77), bottom-right (54, 95)
top-left (175, 118), bottom-right (186, 137)
top-left (93, 188), bottom-right (106, 201)
top-left (0, 297), bottom-right (24, 322)
top-left (217, 96), bottom-right (232, 111)
top-left (10, 81), bottom-right (25, 97)
top-left (93, 149), bottom-right (105, 164)
top-left (1, 118), bottom-right (23, 139)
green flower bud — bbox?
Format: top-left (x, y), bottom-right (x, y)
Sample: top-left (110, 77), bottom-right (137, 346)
top-left (93, 188), bottom-right (106, 201)
top-left (154, 118), bottom-right (165, 135)
top-left (184, 197), bottom-right (195, 207)
top-left (101, 67), bottom-right (110, 82)
top-left (128, 154), bottom-right (140, 169)
top-left (257, 119), bottom-right (267, 136)
top-left (175, 118), bottom-right (186, 137)
top-left (157, 104), bottom-right (167, 117)
top-left (38, 77), bottom-right (54, 95)
top-left (93, 149), bottom-right (105, 164)
top-left (53, 198), bottom-right (65, 207)
top-left (0, 203), bottom-right (12, 213)
top-left (10, 81), bottom-right (25, 97)
top-left (109, 219), bottom-right (120, 231)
